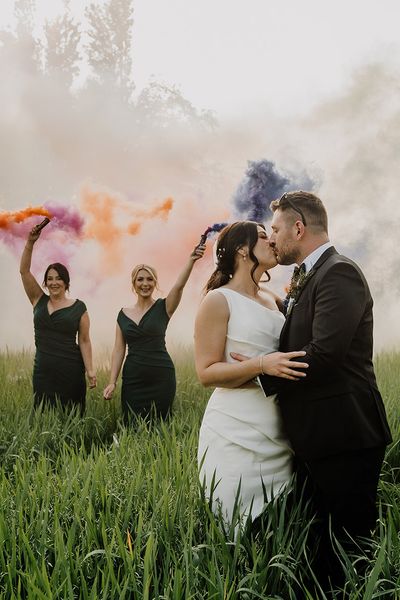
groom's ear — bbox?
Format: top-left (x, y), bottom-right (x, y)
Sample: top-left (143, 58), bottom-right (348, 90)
top-left (295, 221), bottom-right (306, 239)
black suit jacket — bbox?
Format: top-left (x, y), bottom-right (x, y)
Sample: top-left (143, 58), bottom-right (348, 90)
top-left (260, 247), bottom-right (392, 460)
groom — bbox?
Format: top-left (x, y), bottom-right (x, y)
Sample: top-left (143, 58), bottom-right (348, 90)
top-left (235, 190), bottom-right (392, 588)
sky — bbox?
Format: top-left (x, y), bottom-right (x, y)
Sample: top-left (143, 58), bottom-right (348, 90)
top-left (1, 0), bottom-right (400, 118)
top-left (1, 0), bottom-right (400, 353)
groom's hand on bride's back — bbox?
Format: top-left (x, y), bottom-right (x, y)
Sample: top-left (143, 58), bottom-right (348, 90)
top-left (230, 351), bottom-right (308, 381)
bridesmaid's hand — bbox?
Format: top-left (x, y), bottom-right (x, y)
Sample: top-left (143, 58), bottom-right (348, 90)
top-left (190, 244), bottom-right (206, 261)
top-left (87, 371), bottom-right (97, 388)
top-left (27, 225), bottom-right (42, 244)
top-left (103, 382), bottom-right (116, 400)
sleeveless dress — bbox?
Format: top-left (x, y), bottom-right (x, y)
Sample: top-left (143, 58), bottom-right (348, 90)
top-left (117, 298), bottom-right (176, 423)
top-left (198, 288), bottom-right (293, 525)
top-left (33, 294), bottom-right (87, 412)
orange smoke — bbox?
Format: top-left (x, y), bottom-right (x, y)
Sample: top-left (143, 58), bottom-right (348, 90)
top-left (79, 185), bottom-right (175, 273)
top-left (131, 197), bottom-right (174, 220)
top-left (150, 196), bottom-right (173, 219)
top-left (80, 186), bottom-right (174, 239)
top-left (79, 187), bottom-right (123, 273)
top-left (81, 189), bottom-right (121, 244)
top-left (127, 222), bottom-right (141, 235)
top-left (126, 197), bottom-right (174, 235)
top-left (0, 206), bottom-right (51, 229)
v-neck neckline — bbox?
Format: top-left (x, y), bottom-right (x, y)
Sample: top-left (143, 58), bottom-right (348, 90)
top-left (46, 297), bottom-right (77, 317)
top-left (122, 299), bottom-right (158, 326)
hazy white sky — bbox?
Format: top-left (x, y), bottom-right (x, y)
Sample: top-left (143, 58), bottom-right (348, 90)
top-left (1, 0), bottom-right (399, 117)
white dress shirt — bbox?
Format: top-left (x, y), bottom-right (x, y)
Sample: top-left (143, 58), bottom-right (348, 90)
top-left (301, 242), bottom-right (333, 273)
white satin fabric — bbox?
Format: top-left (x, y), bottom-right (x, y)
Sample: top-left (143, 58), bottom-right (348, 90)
top-left (198, 288), bottom-right (293, 525)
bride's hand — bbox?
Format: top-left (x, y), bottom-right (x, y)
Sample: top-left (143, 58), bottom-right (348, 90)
top-left (230, 350), bottom-right (308, 381)
top-left (261, 351), bottom-right (308, 380)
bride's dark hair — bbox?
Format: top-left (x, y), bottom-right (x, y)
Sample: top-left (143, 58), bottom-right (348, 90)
top-left (205, 221), bottom-right (270, 293)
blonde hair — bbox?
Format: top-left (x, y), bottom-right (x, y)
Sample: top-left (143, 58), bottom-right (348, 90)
top-left (131, 264), bottom-right (159, 289)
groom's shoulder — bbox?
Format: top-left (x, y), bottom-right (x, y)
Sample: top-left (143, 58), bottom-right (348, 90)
top-left (320, 250), bottom-right (369, 285)
top-left (326, 250), bottom-right (362, 271)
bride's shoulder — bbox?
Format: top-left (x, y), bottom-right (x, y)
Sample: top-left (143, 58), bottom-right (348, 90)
top-left (199, 288), bottom-right (230, 313)
top-left (202, 287), bottom-right (229, 303)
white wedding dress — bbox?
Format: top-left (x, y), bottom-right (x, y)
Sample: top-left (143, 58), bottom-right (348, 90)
top-left (198, 288), bottom-right (293, 526)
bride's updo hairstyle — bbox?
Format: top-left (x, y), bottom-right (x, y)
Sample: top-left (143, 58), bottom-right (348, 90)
top-left (205, 221), bottom-right (269, 293)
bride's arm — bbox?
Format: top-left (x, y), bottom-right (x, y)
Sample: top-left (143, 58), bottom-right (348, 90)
top-left (194, 292), bottom-right (307, 388)
top-left (194, 292), bottom-right (261, 388)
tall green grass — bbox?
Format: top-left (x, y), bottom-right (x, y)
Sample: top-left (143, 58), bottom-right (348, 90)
top-left (0, 348), bottom-right (399, 599)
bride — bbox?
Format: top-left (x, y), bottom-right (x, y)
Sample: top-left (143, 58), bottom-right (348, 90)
top-left (195, 221), bottom-right (307, 527)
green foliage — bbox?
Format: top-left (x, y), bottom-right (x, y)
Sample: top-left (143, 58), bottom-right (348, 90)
top-left (0, 349), bottom-right (399, 599)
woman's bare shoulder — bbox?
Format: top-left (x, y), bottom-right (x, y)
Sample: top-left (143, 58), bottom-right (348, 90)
top-left (198, 288), bottom-right (230, 312)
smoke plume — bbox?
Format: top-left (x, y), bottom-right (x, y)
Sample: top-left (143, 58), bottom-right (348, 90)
top-left (1, 27), bottom-right (399, 351)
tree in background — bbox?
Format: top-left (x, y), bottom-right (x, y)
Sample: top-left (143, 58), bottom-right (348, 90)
top-left (14, 0), bottom-right (36, 39)
top-left (85, 0), bottom-right (134, 101)
top-left (0, 0), bottom-right (215, 150)
top-left (136, 80), bottom-right (217, 132)
top-left (10, 0), bottom-right (41, 72)
top-left (43, 2), bottom-right (81, 89)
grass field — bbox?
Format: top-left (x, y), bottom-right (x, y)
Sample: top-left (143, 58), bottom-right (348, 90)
top-left (0, 348), bottom-right (399, 599)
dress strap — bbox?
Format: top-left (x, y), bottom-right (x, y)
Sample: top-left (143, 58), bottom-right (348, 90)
top-left (209, 288), bottom-right (233, 313)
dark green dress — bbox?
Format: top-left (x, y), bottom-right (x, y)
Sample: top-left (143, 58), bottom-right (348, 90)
top-left (33, 294), bottom-right (87, 412)
top-left (118, 298), bottom-right (176, 423)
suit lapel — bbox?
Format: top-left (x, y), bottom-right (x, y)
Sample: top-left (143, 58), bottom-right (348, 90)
top-left (310, 245), bottom-right (337, 271)
top-left (280, 247), bottom-right (338, 338)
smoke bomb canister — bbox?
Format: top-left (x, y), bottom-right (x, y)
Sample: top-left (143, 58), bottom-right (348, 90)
top-left (36, 217), bottom-right (51, 231)
top-left (198, 233), bottom-right (207, 246)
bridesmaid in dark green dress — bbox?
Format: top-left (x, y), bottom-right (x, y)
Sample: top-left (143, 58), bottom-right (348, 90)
top-left (103, 243), bottom-right (205, 423)
top-left (20, 224), bottom-right (96, 411)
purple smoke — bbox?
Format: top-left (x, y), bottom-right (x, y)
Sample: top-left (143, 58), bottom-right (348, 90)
top-left (198, 222), bottom-right (228, 245)
top-left (232, 159), bottom-right (315, 222)
top-left (44, 202), bottom-right (85, 235)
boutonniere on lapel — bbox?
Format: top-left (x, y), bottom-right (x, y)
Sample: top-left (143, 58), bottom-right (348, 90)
top-left (283, 265), bottom-right (315, 316)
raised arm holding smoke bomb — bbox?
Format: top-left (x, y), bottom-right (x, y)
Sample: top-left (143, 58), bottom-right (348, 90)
top-left (103, 241), bottom-right (205, 424)
top-left (20, 220), bottom-right (96, 414)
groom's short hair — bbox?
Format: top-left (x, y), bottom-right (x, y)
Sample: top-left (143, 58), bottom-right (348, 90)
top-left (270, 191), bottom-right (328, 233)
